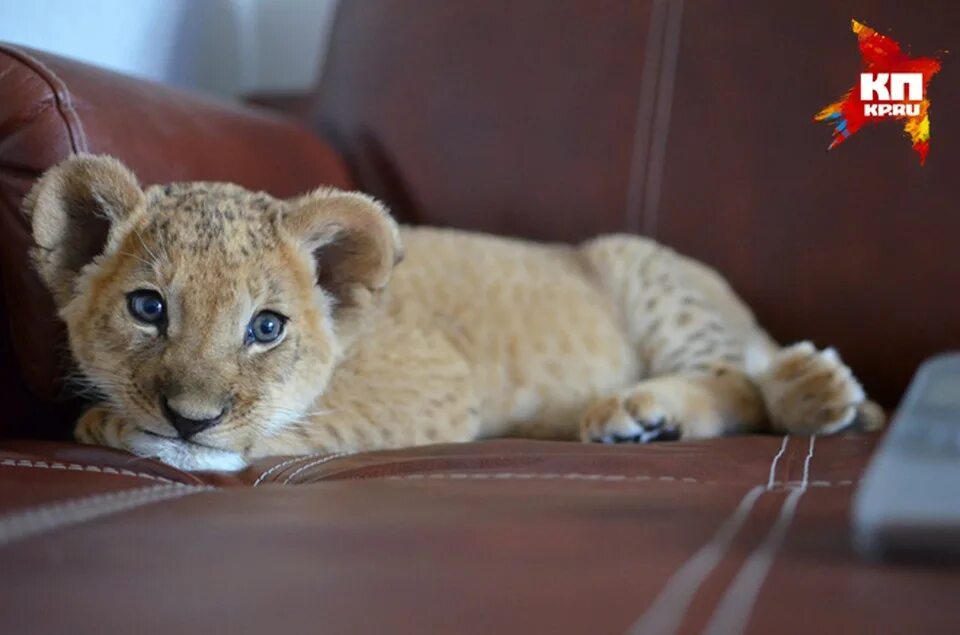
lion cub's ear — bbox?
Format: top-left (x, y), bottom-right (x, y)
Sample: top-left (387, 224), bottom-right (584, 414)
top-left (23, 154), bottom-right (144, 307)
top-left (282, 189), bottom-right (403, 320)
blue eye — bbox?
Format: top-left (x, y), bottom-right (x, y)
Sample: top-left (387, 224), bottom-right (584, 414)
top-left (246, 311), bottom-right (286, 345)
top-left (127, 290), bottom-right (166, 325)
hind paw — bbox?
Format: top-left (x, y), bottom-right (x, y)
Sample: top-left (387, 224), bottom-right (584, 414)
top-left (759, 342), bottom-right (884, 435)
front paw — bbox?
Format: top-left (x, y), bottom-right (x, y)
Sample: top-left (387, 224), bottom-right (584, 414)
top-left (580, 386), bottom-right (685, 444)
top-left (75, 406), bottom-right (129, 447)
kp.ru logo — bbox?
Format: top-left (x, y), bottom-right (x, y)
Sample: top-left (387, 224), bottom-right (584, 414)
top-left (860, 73), bottom-right (922, 117)
top-left (815, 20), bottom-right (941, 165)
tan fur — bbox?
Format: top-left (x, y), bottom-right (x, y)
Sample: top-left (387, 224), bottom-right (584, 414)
top-left (26, 155), bottom-right (884, 471)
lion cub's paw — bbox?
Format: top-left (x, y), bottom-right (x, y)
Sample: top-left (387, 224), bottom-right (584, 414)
top-left (579, 377), bottom-right (726, 444)
top-left (75, 406), bottom-right (121, 446)
top-left (580, 391), bottom-right (682, 444)
top-left (757, 341), bottom-right (885, 435)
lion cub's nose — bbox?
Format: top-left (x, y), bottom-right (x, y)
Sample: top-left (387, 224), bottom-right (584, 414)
top-left (161, 396), bottom-right (228, 440)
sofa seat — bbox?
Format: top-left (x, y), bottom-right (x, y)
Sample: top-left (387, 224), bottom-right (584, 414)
top-left (2, 434), bottom-right (956, 634)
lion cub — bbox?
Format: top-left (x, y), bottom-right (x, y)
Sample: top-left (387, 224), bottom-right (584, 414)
top-left (25, 155), bottom-right (883, 470)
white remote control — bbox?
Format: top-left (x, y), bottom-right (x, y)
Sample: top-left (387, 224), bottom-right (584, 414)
top-left (853, 353), bottom-right (960, 560)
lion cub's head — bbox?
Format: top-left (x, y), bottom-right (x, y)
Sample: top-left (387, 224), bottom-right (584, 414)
top-left (25, 154), bottom-right (401, 454)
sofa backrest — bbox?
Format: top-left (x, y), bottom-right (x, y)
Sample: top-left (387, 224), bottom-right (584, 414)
top-left (312, 0), bottom-right (960, 406)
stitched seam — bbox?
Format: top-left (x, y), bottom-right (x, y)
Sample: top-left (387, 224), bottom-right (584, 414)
top-left (700, 436), bottom-right (816, 635)
top-left (0, 484), bottom-right (214, 547)
top-left (382, 472), bottom-right (856, 488)
top-left (385, 472), bottom-right (715, 484)
top-left (766, 435), bottom-right (789, 489)
top-left (0, 458), bottom-right (178, 484)
top-left (0, 44), bottom-right (89, 153)
top-left (282, 451), bottom-right (354, 484)
top-left (626, 435), bottom-right (790, 635)
top-left (253, 453), bottom-right (327, 487)
top-left (771, 479), bottom-right (857, 488)
top-left (624, 0), bottom-right (668, 233)
top-left (640, 0), bottom-right (685, 238)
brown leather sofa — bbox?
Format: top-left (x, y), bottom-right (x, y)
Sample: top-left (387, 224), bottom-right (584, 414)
top-left (1, 3), bottom-right (958, 633)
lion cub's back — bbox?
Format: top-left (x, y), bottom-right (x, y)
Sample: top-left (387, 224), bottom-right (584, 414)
top-left (390, 227), bottom-right (638, 437)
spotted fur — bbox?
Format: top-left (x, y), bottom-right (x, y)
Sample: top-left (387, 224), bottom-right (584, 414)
top-left (25, 155), bottom-right (884, 471)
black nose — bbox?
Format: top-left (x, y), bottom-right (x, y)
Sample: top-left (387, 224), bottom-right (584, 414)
top-left (161, 398), bottom-right (227, 440)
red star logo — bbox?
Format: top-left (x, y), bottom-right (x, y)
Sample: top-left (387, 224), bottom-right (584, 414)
top-left (815, 20), bottom-right (941, 165)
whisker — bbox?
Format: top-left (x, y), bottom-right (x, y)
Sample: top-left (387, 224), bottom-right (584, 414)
top-left (117, 251), bottom-right (155, 268)
top-left (133, 228), bottom-right (162, 265)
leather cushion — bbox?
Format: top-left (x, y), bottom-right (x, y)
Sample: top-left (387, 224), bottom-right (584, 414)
top-left (1, 436), bottom-right (957, 634)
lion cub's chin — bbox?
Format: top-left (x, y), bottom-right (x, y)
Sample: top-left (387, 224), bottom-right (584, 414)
top-left (130, 432), bottom-right (248, 472)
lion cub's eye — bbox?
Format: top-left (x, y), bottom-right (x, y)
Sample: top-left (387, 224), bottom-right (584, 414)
top-left (127, 290), bottom-right (166, 326)
top-left (246, 311), bottom-right (286, 346)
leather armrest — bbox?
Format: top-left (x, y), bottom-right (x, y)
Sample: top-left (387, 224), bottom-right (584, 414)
top-left (0, 44), bottom-right (353, 438)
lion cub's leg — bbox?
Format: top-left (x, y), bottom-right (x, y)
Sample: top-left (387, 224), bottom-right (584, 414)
top-left (578, 235), bottom-right (880, 443)
top-left (578, 236), bottom-right (768, 442)
top-left (580, 364), bottom-right (764, 442)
